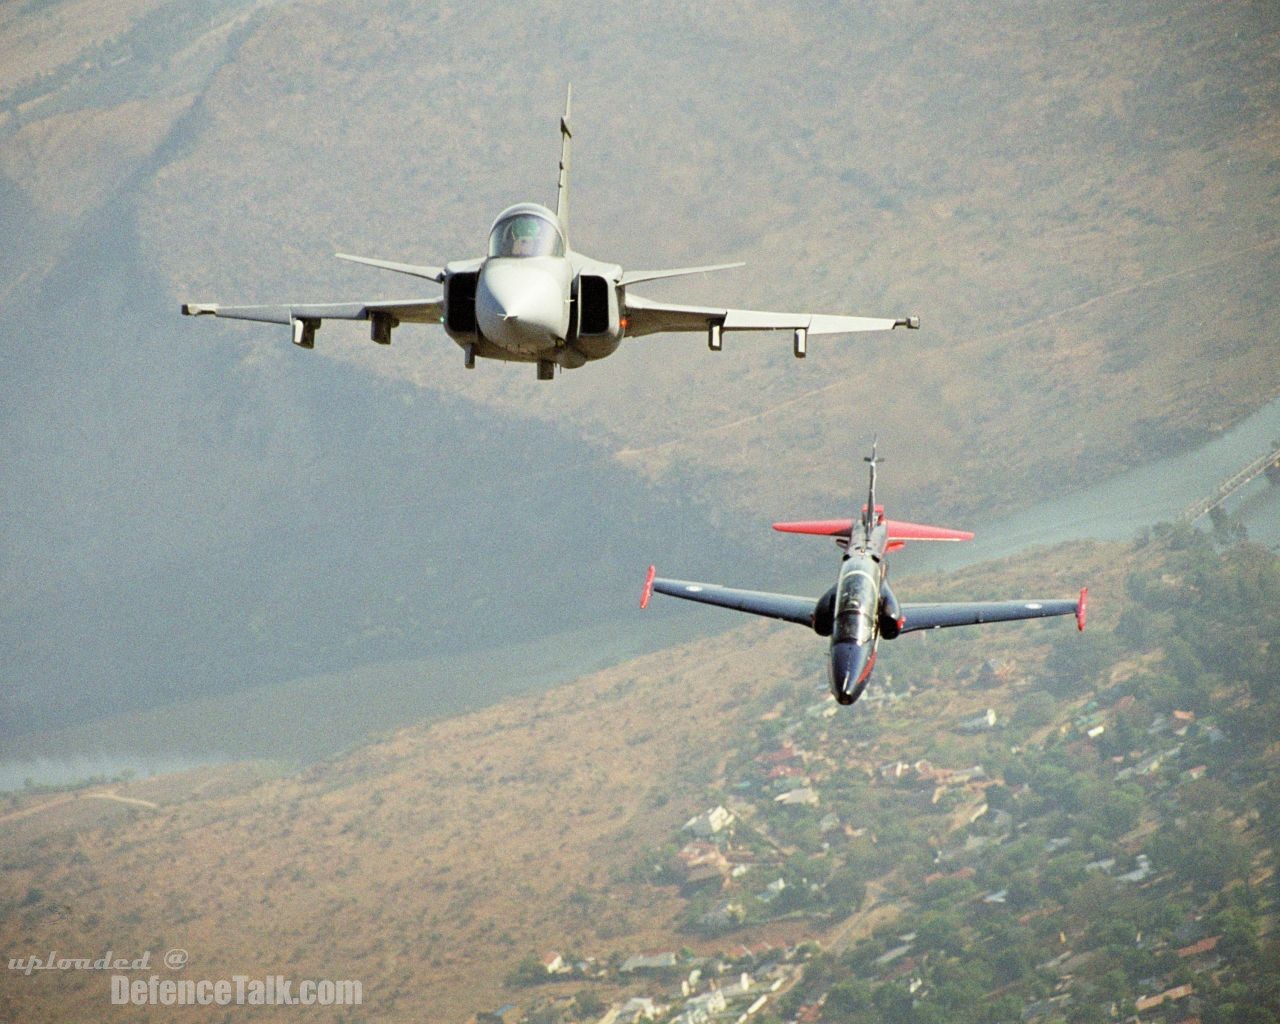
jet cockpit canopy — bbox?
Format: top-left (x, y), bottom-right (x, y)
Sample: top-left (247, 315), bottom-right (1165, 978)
top-left (835, 567), bottom-right (877, 645)
top-left (488, 205), bottom-right (565, 258)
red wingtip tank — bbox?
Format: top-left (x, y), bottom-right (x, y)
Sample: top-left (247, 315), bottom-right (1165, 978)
top-left (640, 565), bottom-right (657, 609)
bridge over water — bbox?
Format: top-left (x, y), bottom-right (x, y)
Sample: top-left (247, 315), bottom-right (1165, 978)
top-left (1183, 444), bottom-right (1280, 524)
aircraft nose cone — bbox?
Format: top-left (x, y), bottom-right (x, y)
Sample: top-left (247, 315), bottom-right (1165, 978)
top-left (830, 641), bottom-right (873, 705)
top-left (476, 261), bottom-right (568, 354)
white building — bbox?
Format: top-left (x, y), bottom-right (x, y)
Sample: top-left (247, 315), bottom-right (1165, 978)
top-left (616, 997), bottom-right (659, 1023)
top-left (774, 787), bottom-right (818, 807)
top-left (621, 953), bottom-right (678, 973)
top-left (684, 806), bottom-right (735, 837)
top-left (958, 709), bottom-right (998, 733)
top-left (687, 989), bottom-right (727, 1015)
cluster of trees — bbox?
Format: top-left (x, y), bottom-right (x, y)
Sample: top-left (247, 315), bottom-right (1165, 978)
top-left (610, 535), bottom-right (1277, 1022)
top-left (775, 536), bottom-right (1279, 1024)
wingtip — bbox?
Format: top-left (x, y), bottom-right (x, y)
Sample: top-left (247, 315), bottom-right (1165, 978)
top-left (180, 303), bottom-right (190, 316)
top-left (1077, 586), bottom-right (1088, 632)
top-left (641, 564), bottom-right (656, 609)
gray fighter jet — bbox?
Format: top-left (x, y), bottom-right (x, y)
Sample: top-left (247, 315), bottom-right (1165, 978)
top-left (182, 89), bottom-right (919, 379)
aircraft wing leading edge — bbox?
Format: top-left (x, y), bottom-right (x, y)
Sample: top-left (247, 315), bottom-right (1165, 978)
top-left (644, 573), bottom-right (818, 627)
top-left (181, 298), bottom-right (444, 325)
top-left (899, 593), bottom-right (1085, 634)
top-left (623, 293), bottom-right (917, 338)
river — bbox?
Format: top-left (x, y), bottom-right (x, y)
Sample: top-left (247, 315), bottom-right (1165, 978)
top-left (893, 393), bottom-right (1280, 578)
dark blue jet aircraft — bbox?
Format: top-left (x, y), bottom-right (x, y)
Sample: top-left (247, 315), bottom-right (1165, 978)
top-left (642, 447), bottom-right (1087, 706)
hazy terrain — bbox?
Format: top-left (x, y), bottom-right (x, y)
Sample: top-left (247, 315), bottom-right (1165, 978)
top-left (2, 535), bottom-right (1274, 1024)
top-left (1, 0), bottom-right (1277, 752)
top-left (0, 539), bottom-right (1123, 1023)
top-left (2, 14), bottom-right (1280, 1024)
top-left (2, 5), bottom-right (1277, 1021)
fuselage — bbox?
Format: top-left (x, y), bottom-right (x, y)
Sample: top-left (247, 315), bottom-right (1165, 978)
top-left (456, 203), bottom-right (624, 370)
top-left (829, 550), bottom-right (883, 704)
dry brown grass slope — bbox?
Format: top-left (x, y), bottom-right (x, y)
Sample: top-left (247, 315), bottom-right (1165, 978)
top-left (0, 618), bottom-right (812, 1022)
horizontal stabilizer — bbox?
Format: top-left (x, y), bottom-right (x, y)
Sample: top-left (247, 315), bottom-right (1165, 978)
top-left (887, 519), bottom-right (974, 543)
top-left (773, 518), bottom-right (859, 537)
top-left (773, 511), bottom-right (973, 544)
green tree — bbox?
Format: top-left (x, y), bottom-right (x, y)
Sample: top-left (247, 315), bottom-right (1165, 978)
top-left (528, 1003), bottom-right (564, 1024)
top-left (1044, 632), bottom-right (1119, 696)
top-left (506, 954), bottom-right (548, 987)
top-left (872, 983), bottom-right (914, 1024)
top-left (913, 910), bottom-right (967, 957)
top-left (1214, 905), bottom-right (1260, 965)
top-left (825, 979), bottom-right (873, 1018)
top-left (572, 990), bottom-right (605, 1019)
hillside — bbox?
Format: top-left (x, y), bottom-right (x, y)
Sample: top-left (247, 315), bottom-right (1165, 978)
top-left (3, 534), bottom-right (1274, 1023)
top-left (0, 588), bottom-right (819, 1022)
top-left (1, 0), bottom-right (1278, 741)
top-left (139, 0), bottom-right (1280, 518)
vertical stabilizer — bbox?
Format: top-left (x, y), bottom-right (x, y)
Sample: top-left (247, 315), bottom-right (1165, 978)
top-left (557, 85), bottom-right (573, 246)
top-left (861, 440), bottom-right (881, 546)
